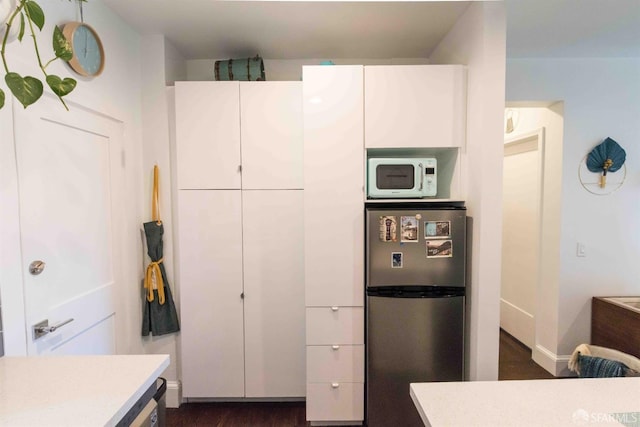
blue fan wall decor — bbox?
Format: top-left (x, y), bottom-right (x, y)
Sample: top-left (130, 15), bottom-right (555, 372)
top-left (586, 137), bottom-right (626, 188)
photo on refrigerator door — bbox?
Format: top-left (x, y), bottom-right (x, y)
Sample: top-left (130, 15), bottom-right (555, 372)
top-left (379, 216), bottom-right (397, 242)
top-left (426, 240), bottom-right (453, 258)
top-left (391, 252), bottom-right (403, 268)
top-left (424, 221), bottom-right (451, 239)
top-left (400, 216), bottom-right (419, 242)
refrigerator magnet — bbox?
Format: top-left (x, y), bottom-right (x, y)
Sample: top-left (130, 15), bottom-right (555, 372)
top-left (392, 252), bottom-right (403, 268)
top-left (424, 221), bottom-right (451, 239)
top-left (400, 216), bottom-right (419, 242)
top-left (426, 240), bottom-right (453, 258)
top-left (379, 216), bottom-right (397, 242)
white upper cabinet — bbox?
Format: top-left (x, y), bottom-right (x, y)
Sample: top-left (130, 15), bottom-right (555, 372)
top-left (364, 65), bottom-right (467, 148)
top-left (240, 82), bottom-right (303, 190)
top-left (175, 81), bottom-right (241, 189)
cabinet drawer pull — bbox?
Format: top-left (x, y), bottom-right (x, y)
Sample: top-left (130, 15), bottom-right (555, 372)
top-left (331, 383), bottom-right (340, 388)
top-left (332, 345), bottom-right (340, 350)
top-left (330, 306), bottom-right (339, 312)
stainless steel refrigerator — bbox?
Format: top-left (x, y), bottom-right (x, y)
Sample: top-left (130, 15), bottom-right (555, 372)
top-left (365, 203), bottom-right (466, 427)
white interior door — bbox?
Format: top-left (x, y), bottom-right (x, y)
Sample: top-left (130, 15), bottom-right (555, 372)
top-left (13, 95), bottom-right (123, 355)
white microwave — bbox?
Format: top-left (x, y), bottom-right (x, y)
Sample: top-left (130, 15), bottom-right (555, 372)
top-left (367, 158), bottom-right (437, 198)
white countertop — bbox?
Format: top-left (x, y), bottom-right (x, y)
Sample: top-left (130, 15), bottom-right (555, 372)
top-left (0, 354), bottom-right (169, 426)
top-left (411, 378), bottom-right (640, 427)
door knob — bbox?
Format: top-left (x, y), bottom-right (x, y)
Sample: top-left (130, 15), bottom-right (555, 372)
top-left (29, 260), bottom-right (46, 275)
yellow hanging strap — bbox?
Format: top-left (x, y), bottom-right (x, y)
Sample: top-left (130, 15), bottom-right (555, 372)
top-left (144, 165), bottom-right (166, 304)
top-left (152, 165), bottom-right (161, 225)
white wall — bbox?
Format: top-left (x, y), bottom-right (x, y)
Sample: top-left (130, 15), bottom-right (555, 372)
top-left (186, 58), bottom-right (430, 81)
top-left (0, 0), bottom-right (153, 363)
top-left (139, 35), bottom-right (186, 403)
top-left (430, 2), bottom-right (506, 381)
top-left (507, 58), bottom-right (640, 374)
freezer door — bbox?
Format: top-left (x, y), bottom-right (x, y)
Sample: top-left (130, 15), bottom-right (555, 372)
top-left (366, 207), bottom-right (466, 287)
top-left (366, 295), bottom-right (464, 427)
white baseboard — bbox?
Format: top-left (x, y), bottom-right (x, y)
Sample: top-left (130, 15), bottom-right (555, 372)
top-left (500, 298), bottom-right (534, 348)
top-left (532, 344), bottom-right (574, 377)
top-left (165, 380), bottom-right (182, 408)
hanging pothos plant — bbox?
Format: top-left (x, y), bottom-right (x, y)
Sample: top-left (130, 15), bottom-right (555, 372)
top-left (0, 0), bottom-right (85, 110)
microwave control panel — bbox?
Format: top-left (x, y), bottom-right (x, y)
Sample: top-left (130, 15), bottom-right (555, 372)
top-left (423, 158), bottom-right (437, 197)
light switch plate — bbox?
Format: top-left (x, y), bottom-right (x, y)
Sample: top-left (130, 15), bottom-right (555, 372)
top-left (577, 242), bottom-right (586, 257)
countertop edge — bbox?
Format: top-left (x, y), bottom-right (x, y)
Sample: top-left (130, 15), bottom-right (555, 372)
top-left (106, 354), bottom-right (170, 427)
top-left (410, 384), bottom-right (432, 427)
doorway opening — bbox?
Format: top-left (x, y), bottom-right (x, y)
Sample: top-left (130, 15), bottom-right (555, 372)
top-left (499, 103), bottom-right (564, 378)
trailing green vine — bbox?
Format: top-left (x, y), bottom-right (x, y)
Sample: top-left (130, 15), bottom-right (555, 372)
top-left (0, 0), bottom-right (85, 110)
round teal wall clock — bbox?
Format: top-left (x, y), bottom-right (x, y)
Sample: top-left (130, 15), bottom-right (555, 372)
top-left (62, 22), bottom-right (105, 77)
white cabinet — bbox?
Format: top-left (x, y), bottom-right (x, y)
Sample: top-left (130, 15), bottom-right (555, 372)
top-left (364, 65), bottom-right (467, 148)
top-left (176, 81), bottom-right (304, 399)
top-left (240, 82), bottom-right (303, 190)
top-left (303, 65), bottom-right (365, 308)
top-left (306, 383), bottom-right (365, 422)
top-left (307, 345), bottom-right (365, 383)
top-left (175, 81), bottom-right (241, 189)
top-left (306, 307), bottom-right (364, 345)
top-left (242, 190), bottom-right (305, 397)
top-left (303, 65), bottom-right (365, 424)
top-left (175, 81), bottom-right (303, 190)
top-left (178, 190), bottom-right (245, 397)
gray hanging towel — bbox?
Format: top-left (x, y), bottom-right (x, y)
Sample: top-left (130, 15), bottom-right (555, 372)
top-left (142, 166), bottom-right (180, 336)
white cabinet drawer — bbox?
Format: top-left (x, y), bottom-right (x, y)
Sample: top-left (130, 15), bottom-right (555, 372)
top-left (307, 345), bottom-right (364, 383)
top-left (306, 307), bottom-right (364, 345)
top-left (306, 382), bottom-right (364, 422)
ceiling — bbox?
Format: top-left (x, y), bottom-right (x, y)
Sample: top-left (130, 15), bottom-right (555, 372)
top-left (102, 0), bottom-right (640, 60)
top-left (505, 0), bottom-right (640, 58)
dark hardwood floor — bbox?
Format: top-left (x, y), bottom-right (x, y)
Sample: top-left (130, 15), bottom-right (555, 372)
top-left (498, 328), bottom-right (556, 380)
top-left (166, 401), bottom-right (306, 427)
top-left (167, 329), bottom-right (554, 426)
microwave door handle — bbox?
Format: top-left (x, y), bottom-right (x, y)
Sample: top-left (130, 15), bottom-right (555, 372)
top-left (418, 163), bottom-right (424, 192)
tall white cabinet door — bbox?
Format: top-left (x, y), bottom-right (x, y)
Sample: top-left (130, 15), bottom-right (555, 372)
top-left (242, 190), bottom-right (305, 397)
top-left (303, 65), bottom-right (364, 307)
top-left (364, 65), bottom-right (466, 148)
top-left (175, 82), bottom-right (241, 189)
top-left (240, 82), bottom-right (303, 190)
top-left (178, 190), bottom-right (245, 398)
